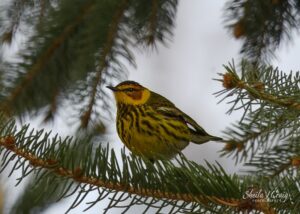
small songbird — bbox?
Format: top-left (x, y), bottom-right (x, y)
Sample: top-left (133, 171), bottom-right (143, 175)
top-left (107, 81), bottom-right (222, 161)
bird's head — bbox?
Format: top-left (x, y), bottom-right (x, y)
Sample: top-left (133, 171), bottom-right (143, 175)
top-left (107, 81), bottom-right (151, 105)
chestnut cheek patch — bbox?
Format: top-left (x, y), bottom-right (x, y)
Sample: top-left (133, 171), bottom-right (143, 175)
top-left (129, 91), bottom-right (142, 100)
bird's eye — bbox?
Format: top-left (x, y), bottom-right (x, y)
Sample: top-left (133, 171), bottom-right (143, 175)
top-left (127, 88), bottom-right (134, 92)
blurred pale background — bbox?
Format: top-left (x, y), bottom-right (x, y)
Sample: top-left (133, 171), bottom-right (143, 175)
top-left (2, 1), bottom-right (300, 213)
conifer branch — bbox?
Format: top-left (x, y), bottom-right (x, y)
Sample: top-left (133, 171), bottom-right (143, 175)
top-left (0, 135), bottom-right (237, 207)
top-left (147, 0), bottom-right (158, 45)
top-left (131, 0), bottom-right (177, 47)
top-left (237, 81), bottom-right (300, 111)
top-left (2, 2), bottom-right (95, 114)
top-left (221, 69), bottom-right (300, 111)
top-left (1, 0), bottom-right (24, 44)
top-left (216, 60), bottom-right (300, 162)
top-left (0, 133), bottom-right (279, 214)
top-left (221, 112), bottom-right (289, 162)
top-left (43, 88), bottom-right (59, 122)
top-left (246, 139), bottom-right (300, 178)
top-left (39, 0), bottom-right (46, 21)
top-left (81, 0), bottom-right (129, 128)
top-left (225, 0), bottom-right (297, 61)
top-left (270, 162), bottom-right (291, 178)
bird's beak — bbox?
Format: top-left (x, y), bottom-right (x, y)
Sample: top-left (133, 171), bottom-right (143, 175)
top-left (106, 85), bottom-right (117, 91)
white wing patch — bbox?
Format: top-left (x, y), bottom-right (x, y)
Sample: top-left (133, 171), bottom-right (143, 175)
top-left (157, 107), bottom-right (173, 112)
top-left (187, 123), bottom-right (197, 132)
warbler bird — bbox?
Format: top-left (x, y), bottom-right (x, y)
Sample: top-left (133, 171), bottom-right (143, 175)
top-left (107, 81), bottom-right (222, 160)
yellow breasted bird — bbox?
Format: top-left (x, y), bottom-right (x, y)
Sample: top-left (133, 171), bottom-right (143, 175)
top-left (107, 81), bottom-right (222, 161)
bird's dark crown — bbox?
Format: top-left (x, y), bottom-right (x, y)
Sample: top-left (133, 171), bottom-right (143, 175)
top-left (116, 81), bottom-right (142, 88)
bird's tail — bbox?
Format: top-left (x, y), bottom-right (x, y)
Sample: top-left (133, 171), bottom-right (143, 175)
top-left (191, 133), bottom-right (223, 144)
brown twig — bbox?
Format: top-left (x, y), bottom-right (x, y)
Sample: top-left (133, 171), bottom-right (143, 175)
top-left (242, 82), bottom-right (300, 111)
top-left (222, 72), bottom-right (300, 111)
top-left (43, 88), bottom-right (60, 122)
top-left (147, 0), bottom-right (158, 45)
top-left (39, 0), bottom-right (46, 21)
top-left (270, 162), bottom-right (291, 178)
top-left (270, 156), bottom-right (300, 178)
top-left (232, 78), bottom-right (299, 111)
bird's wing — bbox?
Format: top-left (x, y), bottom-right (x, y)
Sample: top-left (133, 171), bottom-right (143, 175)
top-left (156, 106), bottom-right (209, 136)
top-left (148, 92), bottom-right (209, 136)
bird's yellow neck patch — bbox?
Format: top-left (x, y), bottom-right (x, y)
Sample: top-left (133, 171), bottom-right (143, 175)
top-left (114, 89), bottom-right (151, 105)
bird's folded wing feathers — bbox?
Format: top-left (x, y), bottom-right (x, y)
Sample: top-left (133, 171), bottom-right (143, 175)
top-left (148, 92), bottom-right (209, 136)
top-left (156, 106), bottom-right (209, 136)
top-left (148, 92), bottom-right (222, 142)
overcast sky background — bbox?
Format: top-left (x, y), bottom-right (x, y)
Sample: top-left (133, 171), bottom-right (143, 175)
top-left (2, 1), bottom-right (300, 213)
